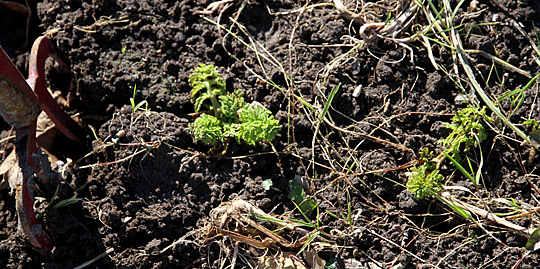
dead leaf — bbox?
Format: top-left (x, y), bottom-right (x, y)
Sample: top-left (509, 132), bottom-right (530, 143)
top-left (303, 251), bottom-right (326, 269)
top-left (0, 150), bottom-right (19, 191)
top-left (255, 252), bottom-right (306, 269)
top-left (0, 111), bottom-right (68, 191)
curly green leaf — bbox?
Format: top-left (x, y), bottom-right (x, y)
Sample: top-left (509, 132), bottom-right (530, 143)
top-left (238, 104), bottom-right (281, 146)
top-left (407, 164), bottom-right (444, 200)
top-left (189, 114), bottom-right (224, 147)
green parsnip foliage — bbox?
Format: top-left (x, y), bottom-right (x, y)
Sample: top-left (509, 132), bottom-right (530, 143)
top-left (189, 63), bottom-right (226, 117)
top-left (438, 106), bottom-right (492, 161)
top-left (188, 63), bottom-right (281, 149)
top-left (407, 106), bottom-right (491, 199)
top-left (407, 164), bottom-right (444, 199)
top-left (190, 113), bottom-right (224, 147)
top-left (237, 104), bottom-right (281, 146)
top-left (219, 90), bottom-right (244, 123)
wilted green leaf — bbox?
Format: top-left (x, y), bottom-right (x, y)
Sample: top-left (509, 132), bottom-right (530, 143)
top-left (288, 180), bottom-right (317, 217)
top-left (526, 228), bottom-right (540, 251)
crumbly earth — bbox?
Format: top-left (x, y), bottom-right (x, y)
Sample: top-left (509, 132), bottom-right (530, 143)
top-left (1, 0), bottom-right (540, 268)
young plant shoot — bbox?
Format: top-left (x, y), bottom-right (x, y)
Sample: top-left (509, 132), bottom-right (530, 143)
top-left (189, 63), bottom-right (281, 151)
top-left (407, 106), bottom-right (492, 199)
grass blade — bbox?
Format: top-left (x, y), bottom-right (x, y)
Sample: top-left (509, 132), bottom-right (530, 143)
top-left (443, 151), bottom-right (475, 184)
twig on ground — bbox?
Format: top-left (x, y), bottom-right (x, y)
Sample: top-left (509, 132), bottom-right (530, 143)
top-left (73, 248), bottom-right (114, 269)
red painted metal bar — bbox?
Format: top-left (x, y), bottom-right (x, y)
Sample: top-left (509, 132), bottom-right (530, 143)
top-left (15, 124), bottom-right (53, 257)
top-left (27, 36), bottom-right (85, 145)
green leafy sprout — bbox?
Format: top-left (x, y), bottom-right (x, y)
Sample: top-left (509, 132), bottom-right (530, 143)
top-left (406, 151), bottom-right (444, 199)
top-left (407, 106), bottom-right (492, 199)
top-left (188, 63), bottom-right (281, 149)
top-left (130, 84), bottom-right (148, 112)
top-left (438, 106), bottom-right (492, 161)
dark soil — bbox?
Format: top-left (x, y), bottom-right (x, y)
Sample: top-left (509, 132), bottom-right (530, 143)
top-left (2, 0), bottom-right (540, 268)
